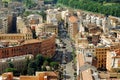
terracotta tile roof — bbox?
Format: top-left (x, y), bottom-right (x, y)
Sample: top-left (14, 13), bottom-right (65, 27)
top-left (112, 56), bottom-right (120, 58)
top-left (82, 68), bottom-right (93, 80)
top-left (37, 71), bottom-right (58, 80)
top-left (77, 53), bottom-right (85, 68)
top-left (20, 76), bottom-right (39, 80)
top-left (36, 71), bottom-right (58, 77)
top-left (112, 49), bottom-right (120, 58)
top-left (69, 16), bottom-right (78, 23)
top-left (22, 39), bottom-right (42, 45)
top-left (115, 49), bottom-right (120, 55)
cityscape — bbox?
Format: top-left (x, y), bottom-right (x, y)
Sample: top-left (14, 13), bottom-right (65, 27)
top-left (0, 0), bottom-right (120, 80)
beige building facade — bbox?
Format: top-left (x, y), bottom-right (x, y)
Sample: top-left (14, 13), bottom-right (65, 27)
top-left (106, 49), bottom-right (120, 71)
top-left (35, 23), bottom-right (58, 36)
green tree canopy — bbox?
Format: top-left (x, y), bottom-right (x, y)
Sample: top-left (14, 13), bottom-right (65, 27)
top-left (57, 0), bottom-right (120, 17)
top-left (50, 62), bottom-right (59, 69)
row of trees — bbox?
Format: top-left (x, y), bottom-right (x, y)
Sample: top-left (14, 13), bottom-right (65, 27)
top-left (5, 62), bottom-right (20, 76)
top-left (92, 0), bottom-right (120, 3)
top-left (2, 0), bottom-right (37, 9)
top-left (57, 0), bottom-right (120, 17)
top-left (44, 0), bottom-right (58, 4)
top-left (23, 0), bottom-right (37, 9)
top-left (5, 54), bottom-right (59, 76)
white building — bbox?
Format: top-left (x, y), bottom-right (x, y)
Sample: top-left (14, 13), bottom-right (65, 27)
top-left (61, 9), bottom-right (69, 20)
top-left (106, 49), bottom-right (120, 71)
top-left (27, 14), bottom-right (43, 24)
top-left (17, 17), bottom-right (26, 33)
top-left (46, 9), bottom-right (59, 26)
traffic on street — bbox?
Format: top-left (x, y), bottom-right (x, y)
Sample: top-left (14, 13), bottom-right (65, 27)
top-left (52, 21), bottom-right (76, 80)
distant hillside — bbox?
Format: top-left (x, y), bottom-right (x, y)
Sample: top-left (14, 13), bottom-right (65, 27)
top-left (57, 0), bottom-right (120, 17)
top-left (44, 0), bottom-right (57, 4)
top-left (91, 0), bottom-right (120, 3)
top-left (2, 0), bottom-right (11, 2)
top-left (2, 0), bottom-right (36, 8)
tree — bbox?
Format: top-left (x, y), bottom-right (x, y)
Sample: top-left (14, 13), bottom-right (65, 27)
top-left (27, 68), bottom-right (35, 75)
top-left (21, 58), bottom-right (30, 75)
top-left (35, 54), bottom-right (44, 71)
top-left (23, 0), bottom-right (36, 9)
top-left (57, 0), bottom-right (120, 17)
top-left (27, 60), bottom-right (37, 75)
top-left (43, 60), bottom-right (49, 66)
top-left (5, 62), bottom-right (20, 76)
top-left (5, 68), bottom-right (16, 72)
top-left (45, 57), bottom-right (52, 62)
top-left (41, 66), bottom-right (47, 71)
top-left (23, 11), bottom-right (32, 17)
top-left (39, 11), bottom-right (47, 22)
top-left (8, 62), bottom-right (14, 68)
top-left (5, 68), bottom-right (20, 76)
top-left (50, 62), bottom-right (59, 70)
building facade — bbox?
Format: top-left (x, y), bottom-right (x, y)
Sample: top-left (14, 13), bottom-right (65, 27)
top-left (0, 34), bottom-right (56, 59)
top-left (0, 33), bottom-right (33, 41)
top-left (95, 47), bottom-right (109, 69)
top-left (0, 16), bottom-right (8, 33)
top-left (95, 44), bottom-right (120, 69)
top-left (106, 49), bottom-right (120, 71)
top-left (68, 16), bottom-right (79, 40)
top-left (0, 26), bottom-right (33, 41)
top-left (35, 23), bottom-right (58, 36)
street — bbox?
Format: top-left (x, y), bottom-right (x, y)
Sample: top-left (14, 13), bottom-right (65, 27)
top-left (53, 21), bottom-right (75, 80)
top-left (61, 38), bottom-right (74, 80)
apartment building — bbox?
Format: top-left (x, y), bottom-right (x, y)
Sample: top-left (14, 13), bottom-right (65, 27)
top-left (109, 16), bottom-right (120, 28)
top-left (0, 16), bottom-right (8, 33)
top-left (81, 68), bottom-right (100, 80)
top-left (46, 9), bottom-right (61, 26)
top-left (27, 14), bottom-right (43, 24)
top-left (76, 31), bottom-right (120, 69)
top-left (35, 23), bottom-right (58, 36)
top-left (17, 17), bottom-right (27, 33)
top-left (76, 53), bottom-right (100, 80)
top-left (68, 16), bottom-right (79, 40)
top-left (95, 46), bottom-right (109, 69)
top-left (0, 33), bottom-right (56, 59)
top-left (106, 49), bottom-right (120, 71)
top-left (0, 27), bottom-right (33, 41)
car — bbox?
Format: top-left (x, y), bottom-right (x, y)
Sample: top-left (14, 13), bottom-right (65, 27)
top-left (62, 60), bottom-right (67, 64)
top-left (62, 46), bottom-right (66, 49)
